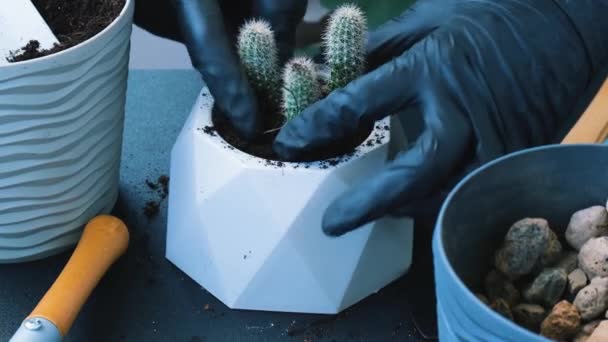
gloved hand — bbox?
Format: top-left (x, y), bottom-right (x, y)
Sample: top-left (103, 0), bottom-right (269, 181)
top-left (134, 0), bottom-right (307, 139)
top-left (273, 0), bottom-right (608, 236)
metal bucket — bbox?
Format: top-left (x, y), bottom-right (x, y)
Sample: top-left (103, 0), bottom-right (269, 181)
top-left (432, 143), bottom-right (608, 341)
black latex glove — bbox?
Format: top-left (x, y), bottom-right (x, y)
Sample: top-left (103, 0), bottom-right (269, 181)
top-left (273, 0), bottom-right (608, 236)
top-left (134, 0), bottom-right (307, 139)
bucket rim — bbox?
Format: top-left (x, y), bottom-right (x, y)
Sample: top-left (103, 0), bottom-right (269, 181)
top-left (432, 143), bottom-right (608, 340)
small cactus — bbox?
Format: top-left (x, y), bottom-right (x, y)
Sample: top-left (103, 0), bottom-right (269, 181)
top-left (282, 57), bottom-right (321, 121)
top-left (237, 19), bottom-right (281, 108)
top-left (236, 5), bottom-right (367, 124)
top-left (323, 4), bottom-right (367, 92)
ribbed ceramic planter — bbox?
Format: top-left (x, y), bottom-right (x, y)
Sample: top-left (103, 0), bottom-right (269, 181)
top-left (0, 0), bottom-right (134, 263)
top-left (166, 88), bottom-right (414, 314)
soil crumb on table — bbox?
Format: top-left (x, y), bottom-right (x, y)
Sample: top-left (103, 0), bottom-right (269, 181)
top-left (142, 175), bottom-right (170, 219)
top-left (143, 201), bottom-right (160, 218)
top-left (158, 175), bottom-right (169, 199)
top-left (7, 0), bottom-right (126, 62)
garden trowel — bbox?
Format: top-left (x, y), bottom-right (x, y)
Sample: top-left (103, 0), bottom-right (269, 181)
top-left (9, 215), bottom-right (129, 342)
top-left (0, 0), bottom-right (59, 65)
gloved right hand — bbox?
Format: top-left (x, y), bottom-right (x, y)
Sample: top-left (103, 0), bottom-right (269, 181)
top-left (273, 0), bottom-right (608, 236)
top-left (134, 0), bottom-right (307, 139)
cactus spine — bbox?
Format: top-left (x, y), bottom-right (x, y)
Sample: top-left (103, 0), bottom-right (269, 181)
top-left (282, 57), bottom-right (320, 121)
top-left (235, 5), bottom-right (367, 123)
top-left (324, 4), bottom-right (367, 92)
top-left (237, 19), bottom-right (281, 108)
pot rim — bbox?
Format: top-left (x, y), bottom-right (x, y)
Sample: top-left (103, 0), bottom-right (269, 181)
top-left (433, 143), bottom-right (608, 341)
top-left (195, 88), bottom-right (392, 171)
top-left (0, 0), bottom-right (133, 68)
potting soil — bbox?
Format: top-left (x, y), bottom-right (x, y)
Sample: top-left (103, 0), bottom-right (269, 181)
top-left (8, 0), bottom-right (126, 62)
top-left (210, 104), bottom-right (374, 163)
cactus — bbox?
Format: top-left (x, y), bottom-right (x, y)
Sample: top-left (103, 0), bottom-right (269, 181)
top-left (323, 4), bottom-right (367, 92)
top-left (236, 5), bottom-right (367, 123)
top-left (237, 19), bottom-right (281, 108)
top-left (282, 57), bottom-right (321, 121)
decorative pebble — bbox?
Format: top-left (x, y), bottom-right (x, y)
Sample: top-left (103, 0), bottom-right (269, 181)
top-left (556, 251), bottom-right (580, 274)
top-left (569, 269), bottom-right (589, 295)
top-left (524, 268), bottom-right (567, 308)
top-left (513, 303), bottom-right (547, 332)
top-left (476, 293), bottom-right (489, 305)
top-left (541, 300), bottom-right (581, 340)
top-left (541, 228), bottom-right (563, 267)
top-left (485, 269), bottom-right (520, 306)
top-left (490, 298), bottom-right (513, 320)
top-left (482, 205), bottom-right (608, 341)
top-left (573, 320), bottom-right (603, 342)
top-left (579, 237), bottom-right (608, 279)
top-left (494, 218), bottom-right (551, 279)
top-left (565, 206), bottom-right (608, 251)
top-left (574, 277), bottom-right (608, 321)
top-left (582, 320), bottom-right (602, 335)
top-left (587, 320), bottom-right (608, 342)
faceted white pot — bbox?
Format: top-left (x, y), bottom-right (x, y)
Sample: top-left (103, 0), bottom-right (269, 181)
top-left (167, 87), bottom-right (414, 314)
top-left (0, 0), bottom-right (134, 263)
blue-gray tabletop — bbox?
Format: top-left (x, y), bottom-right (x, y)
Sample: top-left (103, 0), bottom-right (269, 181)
top-left (0, 70), bottom-right (432, 341)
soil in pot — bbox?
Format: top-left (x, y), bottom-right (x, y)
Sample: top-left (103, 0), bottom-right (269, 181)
top-left (7, 0), bottom-right (126, 62)
top-left (209, 104), bottom-right (378, 163)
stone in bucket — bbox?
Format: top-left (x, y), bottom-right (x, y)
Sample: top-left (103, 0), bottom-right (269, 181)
top-left (433, 144), bottom-right (608, 342)
top-left (478, 206), bottom-right (608, 341)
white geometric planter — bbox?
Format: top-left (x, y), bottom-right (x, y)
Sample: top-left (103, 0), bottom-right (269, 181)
top-left (0, 0), bottom-right (134, 263)
top-left (167, 87), bottom-right (414, 314)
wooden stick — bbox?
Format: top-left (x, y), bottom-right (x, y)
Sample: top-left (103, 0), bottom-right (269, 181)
top-left (561, 78), bottom-right (608, 144)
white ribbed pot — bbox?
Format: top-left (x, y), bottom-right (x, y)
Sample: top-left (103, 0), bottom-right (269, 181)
top-left (0, 0), bottom-right (134, 263)
top-left (166, 87), bottom-right (414, 314)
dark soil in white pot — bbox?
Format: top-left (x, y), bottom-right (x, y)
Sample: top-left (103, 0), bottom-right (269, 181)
top-left (209, 105), bottom-right (384, 163)
top-left (8, 0), bottom-right (126, 62)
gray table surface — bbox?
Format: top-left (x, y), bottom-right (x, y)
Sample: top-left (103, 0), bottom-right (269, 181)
top-left (0, 70), bottom-right (431, 342)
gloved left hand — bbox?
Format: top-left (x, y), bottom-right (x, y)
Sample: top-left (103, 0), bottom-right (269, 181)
top-left (134, 0), bottom-right (307, 139)
top-left (273, 0), bottom-right (608, 237)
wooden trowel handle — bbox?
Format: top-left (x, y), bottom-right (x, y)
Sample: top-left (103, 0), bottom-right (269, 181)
top-left (562, 78), bottom-right (608, 144)
top-left (27, 215), bottom-right (129, 337)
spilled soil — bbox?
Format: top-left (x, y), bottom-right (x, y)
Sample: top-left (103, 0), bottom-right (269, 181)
top-left (142, 175), bottom-right (169, 220)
